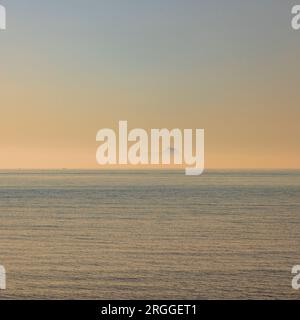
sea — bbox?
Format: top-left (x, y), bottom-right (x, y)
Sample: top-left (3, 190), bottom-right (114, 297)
top-left (0, 170), bottom-right (299, 299)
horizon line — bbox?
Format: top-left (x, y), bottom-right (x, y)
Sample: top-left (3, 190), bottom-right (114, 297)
top-left (0, 168), bottom-right (299, 171)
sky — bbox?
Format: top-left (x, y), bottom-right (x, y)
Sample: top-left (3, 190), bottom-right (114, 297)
top-left (0, 0), bottom-right (299, 169)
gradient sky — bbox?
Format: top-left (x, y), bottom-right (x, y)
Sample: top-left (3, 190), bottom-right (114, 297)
top-left (0, 0), bottom-right (299, 169)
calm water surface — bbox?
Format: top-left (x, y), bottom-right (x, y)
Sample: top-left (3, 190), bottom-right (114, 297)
top-left (0, 170), bottom-right (299, 299)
